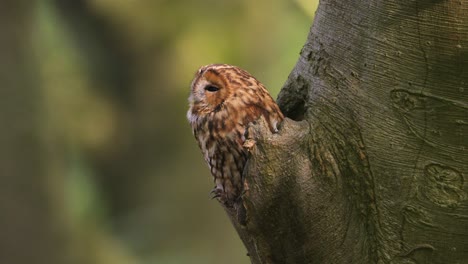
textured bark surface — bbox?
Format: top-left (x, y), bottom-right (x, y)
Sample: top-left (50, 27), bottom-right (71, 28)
top-left (224, 1), bottom-right (468, 263)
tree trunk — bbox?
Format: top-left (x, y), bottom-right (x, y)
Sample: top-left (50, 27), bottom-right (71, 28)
top-left (0, 1), bottom-right (71, 263)
top-left (226, 1), bottom-right (468, 263)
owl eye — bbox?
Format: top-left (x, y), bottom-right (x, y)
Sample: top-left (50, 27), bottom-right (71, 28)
top-left (204, 85), bottom-right (220, 92)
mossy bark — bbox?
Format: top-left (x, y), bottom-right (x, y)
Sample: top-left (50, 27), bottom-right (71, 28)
top-left (225, 1), bottom-right (468, 263)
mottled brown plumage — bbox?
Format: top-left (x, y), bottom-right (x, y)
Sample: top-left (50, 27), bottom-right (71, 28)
top-left (187, 64), bottom-right (284, 206)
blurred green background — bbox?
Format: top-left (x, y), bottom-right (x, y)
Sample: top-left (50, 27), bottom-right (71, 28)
top-left (1, 1), bottom-right (317, 263)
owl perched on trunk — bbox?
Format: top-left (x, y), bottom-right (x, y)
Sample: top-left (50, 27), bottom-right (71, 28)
top-left (187, 64), bottom-right (284, 207)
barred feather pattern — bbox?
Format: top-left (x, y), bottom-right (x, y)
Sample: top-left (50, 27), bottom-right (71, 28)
top-left (187, 64), bottom-right (284, 206)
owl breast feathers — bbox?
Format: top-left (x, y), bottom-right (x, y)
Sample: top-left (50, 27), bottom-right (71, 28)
top-left (187, 64), bottom-right (284, 207)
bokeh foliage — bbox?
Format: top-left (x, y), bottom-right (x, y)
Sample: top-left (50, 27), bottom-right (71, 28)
top-left (28, 1), bottom-right (316, 263)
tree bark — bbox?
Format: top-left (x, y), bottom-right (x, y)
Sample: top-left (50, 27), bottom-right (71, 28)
top-left (226, 1), bottom-right (468, 263)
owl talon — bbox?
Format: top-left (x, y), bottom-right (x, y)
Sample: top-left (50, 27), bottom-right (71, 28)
top-left (210, 194), bottom-right (221, 199)
top-left (210, 187), bottom-right (223, 199)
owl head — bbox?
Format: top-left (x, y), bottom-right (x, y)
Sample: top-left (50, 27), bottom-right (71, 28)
top-left (188, 64), bottom-right (236, 115)
top-left (187, 64), bottom-right (284, 133)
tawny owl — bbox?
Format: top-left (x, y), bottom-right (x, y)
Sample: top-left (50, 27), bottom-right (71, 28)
top-left (187, 64), bottom-right (284, 207)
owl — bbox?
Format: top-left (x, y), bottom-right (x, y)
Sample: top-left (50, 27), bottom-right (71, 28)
top-left (187, 64), bottom-right (284, 207)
